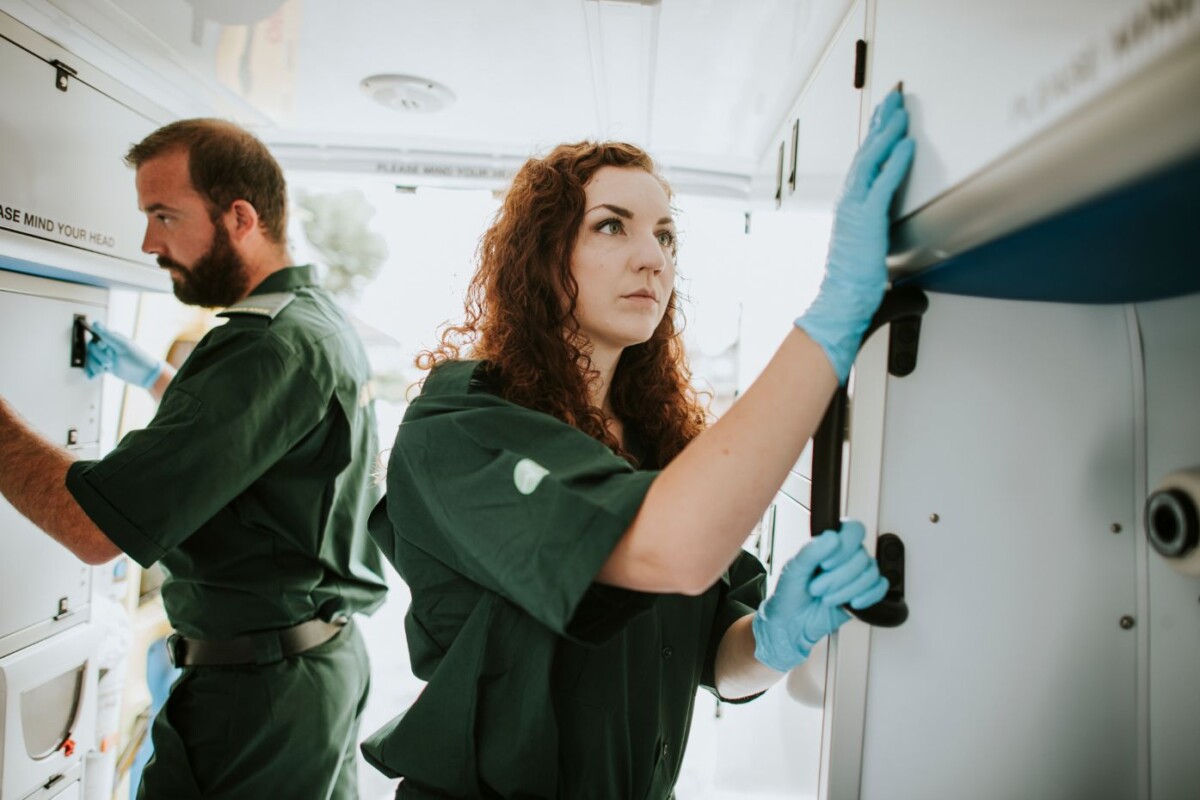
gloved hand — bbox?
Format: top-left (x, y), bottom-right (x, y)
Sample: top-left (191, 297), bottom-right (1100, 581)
top-left (795, 89), bottom-right (917, 383)
top-left (752, 519), bottom-right (889, 672)
top-left (84, 320), bottom-right (164, 389)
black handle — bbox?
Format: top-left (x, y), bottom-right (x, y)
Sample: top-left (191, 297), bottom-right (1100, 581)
top-left (71, 315), bottom-right (91, 368)
top-left (810, 287), bottom-right (927, 627)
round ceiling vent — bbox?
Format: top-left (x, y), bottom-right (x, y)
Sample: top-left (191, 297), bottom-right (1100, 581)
top-left (361, 74), bottom-right (456, 113)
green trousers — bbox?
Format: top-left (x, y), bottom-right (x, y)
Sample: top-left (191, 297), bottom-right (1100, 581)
top-left (138, 622), bottom-right (370, 800)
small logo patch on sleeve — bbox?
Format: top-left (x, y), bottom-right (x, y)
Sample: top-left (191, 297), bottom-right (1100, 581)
top-left (513, 458), bottom-right (550, 495)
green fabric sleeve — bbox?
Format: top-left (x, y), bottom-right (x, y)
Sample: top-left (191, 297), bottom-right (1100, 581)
top-left (66, 329), bottom-right (327, 566)
top-left (701, 549), bottom-right (768, 703)
top-left (390, 398), bottom-right (660, 638)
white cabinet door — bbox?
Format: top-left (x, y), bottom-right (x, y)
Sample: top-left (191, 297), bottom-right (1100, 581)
top-left (869, 0), bottom-right (1200, 219)
top-left (0, 16), bottom-right (167, 291)
top-left (782, 0), bottom-right (866, 211)
top-left (839, 293), bottom-right (1139, 800)
top-left (0, 271), bottom-right (105, 656)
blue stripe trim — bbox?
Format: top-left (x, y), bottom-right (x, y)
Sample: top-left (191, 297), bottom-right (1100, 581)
top-left (898, 149), bottom-right (1200, 304)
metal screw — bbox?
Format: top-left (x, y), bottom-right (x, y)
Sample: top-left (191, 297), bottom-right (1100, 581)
top-left (929, 513), bottom-right (940, 523)
top-left (1111, 523), bottom-right (1122, 533)
top-left (1119, 615), bottom-right (1135, 629)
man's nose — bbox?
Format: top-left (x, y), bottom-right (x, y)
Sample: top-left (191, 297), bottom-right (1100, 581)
top-left (141, 227), bottom-right (163, 256)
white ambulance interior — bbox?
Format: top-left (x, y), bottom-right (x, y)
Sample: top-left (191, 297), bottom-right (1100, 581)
top-left (1, 1), bottom-right (1197, 799)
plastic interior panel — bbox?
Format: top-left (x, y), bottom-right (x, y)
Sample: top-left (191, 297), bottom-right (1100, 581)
top-left (0, 270), bottom-right (102, 653)
top-left (868, 0), bottom-right (1200, 220)
top-left (860, 292), bottom-right (1139, 799)
top-left (899, 150), bottom-right (1200, 304)
top-left (0, 27), bottom-right (158, 274)
top-left (0, 626), bottom-right (96, 800)
top-left (20, 667), bottom-right (83, 758)
top-left (781, 0), bottom-right (865, 210)
top-left (1137, 291), bottom-right (1200, 797)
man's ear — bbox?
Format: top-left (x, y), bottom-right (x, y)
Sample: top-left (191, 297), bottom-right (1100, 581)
top-left (226, 199), bottom-right (260, 243)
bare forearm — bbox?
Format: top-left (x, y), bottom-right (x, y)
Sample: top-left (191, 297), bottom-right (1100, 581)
top-left (715, 614), bottom-right (786, 700)
top-left (149, 362), bottom-right (176, 402)
top-left (0, 398), bottom-right (121, 564)
top-left (600, 327), bottom-right (837, 593)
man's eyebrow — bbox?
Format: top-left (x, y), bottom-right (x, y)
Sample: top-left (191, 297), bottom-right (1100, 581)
top-left (142, 202), bottom-right (177, 214)
top-left (585, 203), bottom-right (674, 226)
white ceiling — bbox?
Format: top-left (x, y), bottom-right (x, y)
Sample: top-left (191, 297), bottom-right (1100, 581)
top-left (1, 0), bottom-right (854, 195)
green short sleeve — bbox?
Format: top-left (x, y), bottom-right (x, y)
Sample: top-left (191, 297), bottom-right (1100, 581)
top-left (66, 328), bottom-right (327, 568)
top-left (701, 550), bottom-right (768, 702)
top-left (386, 385), bottom-right (659, 638)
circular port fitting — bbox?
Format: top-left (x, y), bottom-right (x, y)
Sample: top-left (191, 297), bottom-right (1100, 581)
top-left (1146, 487), bottom-right (1198, 559)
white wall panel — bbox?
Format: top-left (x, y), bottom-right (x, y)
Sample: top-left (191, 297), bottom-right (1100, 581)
top-left (869, 0), bottom-right (1200, 219)
top-left (1138, 292), bottom-right (1200, 799)
top-left (0, 270), bottom-right (104, 657)
top-left (852, 293), bottom-right (1139, 799)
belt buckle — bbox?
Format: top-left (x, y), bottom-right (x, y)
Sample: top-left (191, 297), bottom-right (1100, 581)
top-left (165, 633), bottom-right (186, 668)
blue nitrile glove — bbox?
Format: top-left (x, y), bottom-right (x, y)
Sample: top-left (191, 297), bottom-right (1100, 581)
top-left (752, 520), bottom-right (890, 672)
top-left (795, 90), bottom-right (917, 383)
top-left (84, 320), bottom-right (164, 389)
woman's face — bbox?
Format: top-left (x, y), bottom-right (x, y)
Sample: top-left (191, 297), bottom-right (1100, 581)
top-left (569, 166), bottom-right (676, 361)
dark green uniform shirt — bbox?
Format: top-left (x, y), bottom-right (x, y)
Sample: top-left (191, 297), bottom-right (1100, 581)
top-left (67, 265), bottom-right (388, 639)
top-left (363, 360), bottom-right (766, 799)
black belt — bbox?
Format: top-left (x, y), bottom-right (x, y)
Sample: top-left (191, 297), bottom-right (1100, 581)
top-left (166, 617), bottom-right (348, 667)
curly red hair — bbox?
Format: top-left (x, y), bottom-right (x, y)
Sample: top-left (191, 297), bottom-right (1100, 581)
top-left (419, 141), bottom-right (708, 466)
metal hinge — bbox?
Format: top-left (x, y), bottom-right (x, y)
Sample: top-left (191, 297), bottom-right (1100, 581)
top-left (853, 40), bottom-right (867, 89)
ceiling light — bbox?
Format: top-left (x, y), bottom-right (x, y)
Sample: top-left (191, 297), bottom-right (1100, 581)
top-left (360, 74), bottom-right (456, 113)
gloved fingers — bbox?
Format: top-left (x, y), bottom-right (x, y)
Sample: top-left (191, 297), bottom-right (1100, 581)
top-left (83, 352), bottom-right (104, 379)
top-left (91, 319), bottom-right (137, 355)
top-left (783, 530), bottom-right (843, 581)
top-left (819, 560), bottom-right (883, 607)
top-left (771, 531), bottom-right (842, 607)
top-left (845, 106), bottom-right (909, 198)
top-left (801, 601), bottom-right (851, 646)
top-left (867, 89), bottom-right (904, 136)
top-left (818, 519), bottom-right (866, 572)
top-left (867, 136), bottom-right (916, 210)
top-left (848, 574), bottom-right (890, 610)
top-left (809, 548), bottom-right (871, 597)
top-left (84, 342), bottom-right (114, 378)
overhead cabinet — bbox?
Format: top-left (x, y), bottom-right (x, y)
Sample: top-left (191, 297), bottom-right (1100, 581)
top-left (0, 12), bottom-right (168, 291)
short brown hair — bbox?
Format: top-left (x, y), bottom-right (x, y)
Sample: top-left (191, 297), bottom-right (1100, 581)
top-left (125, 118), bottom-right (288, 244)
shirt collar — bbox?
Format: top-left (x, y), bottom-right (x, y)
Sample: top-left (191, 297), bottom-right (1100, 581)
top-left (248, 265), bottom-right (319, 297)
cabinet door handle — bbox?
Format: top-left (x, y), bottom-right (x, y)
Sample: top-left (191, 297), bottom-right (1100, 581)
top-left (71, 315), bottom-right (93, 368)
top-left (810, 287), bottom-right (927, 627)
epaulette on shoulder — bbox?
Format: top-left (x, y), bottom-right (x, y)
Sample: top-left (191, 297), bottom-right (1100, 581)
top-left (217, 291), bottom-right (296, 321)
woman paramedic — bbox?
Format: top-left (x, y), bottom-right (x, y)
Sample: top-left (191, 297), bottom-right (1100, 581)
top-left (363, 90), bottom-right (915, 798)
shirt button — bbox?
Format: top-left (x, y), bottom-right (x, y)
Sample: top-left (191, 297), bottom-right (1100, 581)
top-left (661, 741), bottom-right (669, 759)
top-left (661, 646), bottom-right (673, 660)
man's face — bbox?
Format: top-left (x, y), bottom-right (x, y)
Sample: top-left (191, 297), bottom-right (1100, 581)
top-left (134, 150), bottom-right (249, 308)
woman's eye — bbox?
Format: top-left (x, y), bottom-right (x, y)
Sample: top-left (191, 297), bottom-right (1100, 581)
top-left (657, 230), bottom-right (675, 247)
top-left (597, 219), bottom-right (623, 235)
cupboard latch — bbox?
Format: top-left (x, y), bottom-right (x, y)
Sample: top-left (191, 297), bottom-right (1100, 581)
top-left (51, 59), bottom-right (77, 92)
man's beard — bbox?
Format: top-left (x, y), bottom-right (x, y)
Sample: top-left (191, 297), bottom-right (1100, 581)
top-left (159, 223), bottom-right (250, 308)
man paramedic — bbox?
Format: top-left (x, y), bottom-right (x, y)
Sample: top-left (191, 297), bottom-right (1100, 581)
top-left (0, 118), bottom-right (387, 799)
